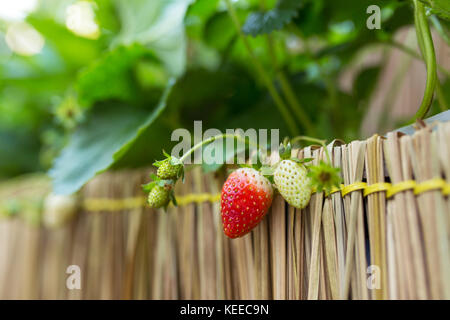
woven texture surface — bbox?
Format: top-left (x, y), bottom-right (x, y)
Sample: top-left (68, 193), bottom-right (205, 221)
top-left (0, 122), bottom-right (449, 299)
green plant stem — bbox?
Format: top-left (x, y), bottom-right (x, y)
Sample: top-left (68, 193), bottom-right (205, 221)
top-left (413, 0), bottom-right (438, 120)
top-left (415, 2), bottom-right (426, 54)
top-left (178, 133), bottom-right (257, 164)
top-left (224, 0), bottom-right (299, 136)
top-left (278, 72), bottom-right (316, 134)
top-left (265, 35), bottom-right (316, 135)
top-left (290, 136), bottom-right (331, 164)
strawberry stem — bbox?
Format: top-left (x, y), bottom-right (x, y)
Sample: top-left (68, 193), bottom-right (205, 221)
top-left (291, 136), bottom-right (332, 164)
top-left (178, 133), bottom-right (258, 164)
top-left (412, 0), bottom-right (437, 121)
top-left (264, 31), bottom-right (316, 135)
top-left (224, 0), bottom-right (300, 136)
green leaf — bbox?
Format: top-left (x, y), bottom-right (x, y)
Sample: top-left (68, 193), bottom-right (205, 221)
top-left (114, 0), bottom-right (193, 76)
top-left (27, 16), bottom-right (100, 69)
top-left (204, 12), bottom-right (236, 50)
top-left (142, 181), bottom-right (157, 192)
top-left (0, 130), bottom-right (41, 178)
top-left (185, 0), bottom-right (221, 39)
top-left (421, 0), bottom-right (450, 20)
top-left (77, 44), bottom-right (150, 106)
top-left (49, 80), bottom-right (175, 195)
top-left (153, 159), bottom-right (163, 167)
top-left (93, 0), bottom-right (121, 35)
top-left (242, 0), bottom-right (303, 36)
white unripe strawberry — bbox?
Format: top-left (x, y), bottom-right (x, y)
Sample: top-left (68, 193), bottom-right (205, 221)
top-left (274, 159), bottom-right (312, 209)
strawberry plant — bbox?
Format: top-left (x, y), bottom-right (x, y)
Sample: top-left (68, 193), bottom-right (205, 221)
top-left (0, 0), bottom-right (448, 199)
top-left (142, 132), bottom-right (342, 238)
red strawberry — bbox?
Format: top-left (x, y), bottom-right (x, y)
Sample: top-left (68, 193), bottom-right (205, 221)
top-left (220, 168), bottom-right (273, 238)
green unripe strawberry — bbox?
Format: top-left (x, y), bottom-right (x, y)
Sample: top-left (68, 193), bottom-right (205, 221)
top-left (274, 159), bottom-right (312, 209)
top-left (156, 159), bottom-right (182, 180)
top-left (147, 185), bottom-right (170, 208)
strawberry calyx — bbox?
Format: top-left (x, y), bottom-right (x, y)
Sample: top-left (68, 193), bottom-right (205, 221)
top-left (237, 150), bottom-right (277, 184)
top-left (278, 137), bottom-right (292, 160)
top-left (307, 160), bottom-right (341, 194)
top-left (282, 136), bottom-right (341, 196)
top-left (153, 150), bottom-right (184, 181)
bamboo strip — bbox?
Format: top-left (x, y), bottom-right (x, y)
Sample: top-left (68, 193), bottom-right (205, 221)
top-left (321, 142), bottom-right (342, 300)
top-left (259, 217), bottom-right (271, 299)
top-left (269, 194), bottom-right (286, 300)
top-left (340, 144), bottom-right (358, 297)
top-left (210, 171), bottom-right (226, 300)
top-left (307, 148), bottom-right (325, 300)
top-left (342, 141), bottom-right (367, 299)
top-left (322, 198), bottom-right (339, 299)
top-left (269, 151), bottom-right (286, 300)
top-left (293, 148), bottom-right (304, 300)
top-left (436, 123), bottom-right (450, 241)
top-left (410, 128), bottom-right (450, 299)
top-left (365, 135), bottom-right (388, 299)
top-left (385, 132), bottom-right (427, 299)
top-left (176, 167), bottom-right (198, 299)
top-left (0, 123), bottom-right (450, 300)
top-left (287, 204), bottom-right (296, 300)
top-left (194, 169), bottom-right (217, 299)
top-left (386, 200), bottom-right (398, 299)
top-left (301, 147), bottom-right (313, 298)
top-left (331, 145), bottom-right (346, 297)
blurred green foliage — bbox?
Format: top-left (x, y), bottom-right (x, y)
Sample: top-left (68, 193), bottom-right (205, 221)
top-left (0, 0), bottom-right (448, 194)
